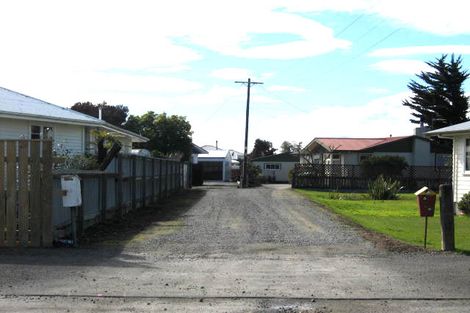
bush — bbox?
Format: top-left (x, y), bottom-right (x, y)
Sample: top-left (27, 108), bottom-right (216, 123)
top-left (361, 155), bottom-right (408, 180)
top-left (458, 192), bottom-right (470, 214)
top-left (368, 175), bottom-right (401, 200)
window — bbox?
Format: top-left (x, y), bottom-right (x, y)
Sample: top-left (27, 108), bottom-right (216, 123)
top-left (466, 139), bottom-right (470, 171)
top-left (265, 163), bottom-right (281, 170)
top-left (359, 154), bottom-right (372, 162)
top-left (31, 125), bottom-right (41, 139)
top-left (30, 125), bottom-right (54, 140)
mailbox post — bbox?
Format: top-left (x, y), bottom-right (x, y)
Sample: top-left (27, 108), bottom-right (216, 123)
top-left (414, 187), bottom-right (436, 248)
top-left (61, 175), bottom-right (82, 247)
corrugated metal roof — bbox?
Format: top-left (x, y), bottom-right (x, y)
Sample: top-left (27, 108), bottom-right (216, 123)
top-left (425, 121), bottom-right (470, 136)
top-left (0, 86), bottom-right (105, 124)
top-left (198, 149), bottom-right (230, 159)
top-left (312, 136), bottom-right (411, 152)
top-left (0, 86), bottom-right (148, 142)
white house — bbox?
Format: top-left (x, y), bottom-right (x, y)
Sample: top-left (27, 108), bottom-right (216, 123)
top-left (302, 134), bottom-right (450, 167)
top-left (251, 153), bottom-right (300, 182)
top-left (426, 122), bottom-right (470, 205)
top-left (0, 86), bottom-right (147, 154)
top-left (199, 145), bottom-right (232, 181)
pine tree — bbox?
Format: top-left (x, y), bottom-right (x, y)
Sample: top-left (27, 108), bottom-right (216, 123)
top-left (403, 54), bottom-right (469, 130)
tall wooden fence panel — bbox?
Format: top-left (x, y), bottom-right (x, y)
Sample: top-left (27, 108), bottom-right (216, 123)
top-left (292, 163), bottom-right (452, 191)
top-left (0, 140), bottom-right (53, 247)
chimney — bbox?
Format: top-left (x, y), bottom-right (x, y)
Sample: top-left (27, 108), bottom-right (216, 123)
top-left (216, 140), bottom-right (218, 150)
top-left (98, 107), bottom-right (103, 120)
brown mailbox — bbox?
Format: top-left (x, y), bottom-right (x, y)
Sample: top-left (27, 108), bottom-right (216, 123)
top-left (414, 187), bottom-right (436, 217)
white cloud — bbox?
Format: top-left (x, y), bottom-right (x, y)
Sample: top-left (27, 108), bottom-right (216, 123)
top-left (211, 68), bottom-right (254, 81)
top-left (370, 59), bottom-right (433, 75)
top-left (267, 85), bottom-right (306, 93)
top-left (370, 45), bottom-right (470, 57)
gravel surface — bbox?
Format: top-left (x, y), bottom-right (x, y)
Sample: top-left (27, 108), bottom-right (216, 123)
top-left (0, 183), bottom-right (469, 312)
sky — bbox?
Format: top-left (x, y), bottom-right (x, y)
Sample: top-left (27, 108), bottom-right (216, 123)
top-left (1, 0), bottom-right (470, 152)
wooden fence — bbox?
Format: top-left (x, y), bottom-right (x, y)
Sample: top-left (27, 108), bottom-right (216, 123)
top-left (292, 163), bottom-right (452, 191)
top-left (52, 155), bottom-right (190, 240)
top-left (0, 140), bottom-right (53, 247)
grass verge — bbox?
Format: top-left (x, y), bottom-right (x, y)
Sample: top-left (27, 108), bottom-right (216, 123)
top-left (296, 189), bottom-right (470, 253)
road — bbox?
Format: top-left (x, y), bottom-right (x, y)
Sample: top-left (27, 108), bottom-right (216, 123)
top-left (0, 183), bottom-right (469, 312)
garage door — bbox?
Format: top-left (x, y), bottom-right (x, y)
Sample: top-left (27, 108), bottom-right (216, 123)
top-left (200, 161), bottom-right (223, 181)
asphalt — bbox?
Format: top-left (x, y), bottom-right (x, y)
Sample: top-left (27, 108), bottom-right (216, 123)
top-left (0, 183), bottom-right (469, 312)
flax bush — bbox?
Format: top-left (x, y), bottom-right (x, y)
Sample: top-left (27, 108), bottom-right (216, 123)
top-left (368, 175), bottom-right (401, 200)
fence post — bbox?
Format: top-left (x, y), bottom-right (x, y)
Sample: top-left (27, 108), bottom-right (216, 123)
top-left (101, 174), bottom-right (107, 222)
top-left (158, 159), bottom-right (163, 201)
top-left (116, 155), bottom-right (123, 217)
top-left (131, 155), bottom-right (137, 210)
top-left (165, 160), bottom-right (169, 198)
top-left (439, 184), bottom-right (455, 251)
top-left (151, 159), bottom-right (155, 203)
top-left (142, 157), bottom-right (146, 208)
top-left (41, 140), bottom-right (53, 247)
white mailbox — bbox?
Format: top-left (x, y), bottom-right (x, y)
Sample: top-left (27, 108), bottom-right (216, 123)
top-left (61, 175), bottom-right (82, 207)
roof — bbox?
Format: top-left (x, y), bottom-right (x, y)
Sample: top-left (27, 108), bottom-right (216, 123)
top-left (425, 120), bottom-right (470, 137)
top-left (305, 136), bottom-right (412, 152)
top-left (0, 86), bottom-right (147, 142)
top-left (251, 153), bottom-right (300, 163)
top-left (198, 149), bottom-right (230, 159)
top-left (192, 143), bottom-right (208, 154)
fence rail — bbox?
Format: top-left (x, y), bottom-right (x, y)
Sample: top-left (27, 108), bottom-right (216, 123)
top-left (52, 155), bottom-right (190, 240)
top-left (292, 163), bottom-right (452, 191)
top-left (0, 140), bottom-right (53, 247)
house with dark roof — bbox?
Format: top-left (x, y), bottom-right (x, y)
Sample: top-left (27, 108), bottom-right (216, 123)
top-left (302, 134), bottom-right (449, 167)
top-left (0, 87), bottom-right (147, 154)
top-left (251, 153), bottom-right (300, 182)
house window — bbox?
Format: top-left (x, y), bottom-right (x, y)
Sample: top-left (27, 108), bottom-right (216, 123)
top-left (466, 139), bottom-right (470, 171)
top-left (359, 154), bottom-right (372, 163)
top-left (31, 125), bottom-right (41, 139)
top-left (30, 125), bottom-right (54, 140)
top-left (265, 163), bottom-right (281, 170)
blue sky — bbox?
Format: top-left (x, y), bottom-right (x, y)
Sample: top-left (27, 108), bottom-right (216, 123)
top-left (1, 0), bottom-right (470, 151)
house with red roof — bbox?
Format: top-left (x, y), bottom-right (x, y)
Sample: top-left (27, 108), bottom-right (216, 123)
top-left (302, 134), bottom-right (450, 167)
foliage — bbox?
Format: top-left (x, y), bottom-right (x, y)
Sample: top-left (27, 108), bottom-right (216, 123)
top-left (54, 147), bottom-right (99, 170)
top-left (242, 162), bottom-right (262, 187)
top-left (368, 175), bottom-right (401, 200)
top-left (296, 189), bottom-right (470, 252)
top-left (457, 192), bottom-right (470, 214)
top-left (402, 54), bottom-right (469, 130)
top-left (249, 139), bottom-right (276, 159)
top-left (280, 141), bottom-right (302, 154)
top-left (124, 111), bottom-right (193, 161)
top-left (71, 101), bottom-right (129, 127)
top-left (91, 130), bottom-right (122, 163)
top-left (360, 155), bottom-right (408, 179)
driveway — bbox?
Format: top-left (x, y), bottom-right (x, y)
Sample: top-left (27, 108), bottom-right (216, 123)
top-left (0, 184), bottom-right (469, 312)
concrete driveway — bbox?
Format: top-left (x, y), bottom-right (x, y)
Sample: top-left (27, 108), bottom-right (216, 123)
top-left (0, 184), bottom-right (469, 312)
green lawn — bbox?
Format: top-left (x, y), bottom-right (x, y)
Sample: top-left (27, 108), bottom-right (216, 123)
top-left (296, 189), bottom-right (470, 253)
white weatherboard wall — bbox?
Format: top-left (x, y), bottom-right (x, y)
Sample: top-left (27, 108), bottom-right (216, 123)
top-left (452, 136), bottom-right (470, 203)
top-left (0, 117), bottom-right (85, 154)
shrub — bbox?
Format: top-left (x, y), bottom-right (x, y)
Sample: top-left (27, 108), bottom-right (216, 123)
top-left (361, 155), bottom-right (408, 180)
top-left (368, 175), bottom-right (401, 200)
top-left (458, 192), bottom-right (470, 214)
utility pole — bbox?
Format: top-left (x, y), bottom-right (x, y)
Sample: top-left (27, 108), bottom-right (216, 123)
top-left (235, 78), bottom-right (263, 188)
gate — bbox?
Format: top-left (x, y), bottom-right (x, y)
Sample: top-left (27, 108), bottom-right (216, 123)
top-left (0, 140), bottom-right (53, 247)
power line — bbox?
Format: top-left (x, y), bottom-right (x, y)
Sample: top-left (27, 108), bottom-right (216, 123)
top-left (335, 14), bottom-right (365, 37)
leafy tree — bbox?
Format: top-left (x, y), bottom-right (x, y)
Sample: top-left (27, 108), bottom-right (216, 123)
top-left (403, 54), bottom-right (469, 130)
top-left (71, 101), bottom-right (129, 127)
top-left (280, 141), bottom-right (294, 153)
top-left (124, 111), bottom-right (193, 161)
top-left (249, 139), bottom-right (276, 159)
top-left (280, 141), bottom-right (302, 154)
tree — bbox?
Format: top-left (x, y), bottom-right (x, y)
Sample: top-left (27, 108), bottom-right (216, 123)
top-left (402, 54), bottom-right (469, 130)
top-left (280, 141), bottom-right (302, 154)
top-left (124, 111), bottom-right (193, 161)
top-left (280, 141), bottom-right (294, 153)
top-left (249, 139), bottom-right (276, 159)
top-left (71, 102), bottom-right (129, 127)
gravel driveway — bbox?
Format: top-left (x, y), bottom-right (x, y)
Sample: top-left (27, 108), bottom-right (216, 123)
top-left (0, 183), bottom-right (469, 312)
